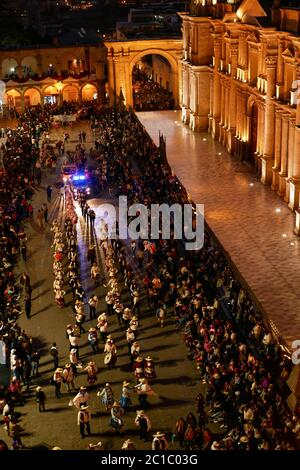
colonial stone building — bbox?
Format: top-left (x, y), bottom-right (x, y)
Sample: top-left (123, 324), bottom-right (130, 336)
top-left (180, 0), bottom-right (300, 231)
top-left (0, 45), bottom-right (107, 113)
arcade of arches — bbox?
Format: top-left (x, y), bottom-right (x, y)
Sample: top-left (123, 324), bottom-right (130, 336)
top-left (2, 83), bottom-right (99, 113)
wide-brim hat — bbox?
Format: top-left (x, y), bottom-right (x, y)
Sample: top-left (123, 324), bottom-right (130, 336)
top-left (70, 348), bottom-right (78, 354)
top-left (140, 378), bottom-right (147, 383)
top-left (153, 431), bottom-right (165, 437)
top-left (136, 410), bottom-right (145, 416)
top-left (123, 380), bottom-right (131, 387)
top-left (122, 439), bottom-right (134, 448)
top-left (80, 386), bottom-right (87, 391)
top-left (131, 316), bottom-right (138, 321)
top-left (36, 386), bottom-right (42, 392)
top-left (89, 442), bottom-right (102, 449)
top-left (240, 436), bottom-right (249, 443)
top-left (56, 368), bottom-right (63, 372)
top-left (124, 307), bottom-right (132, 313)
top-left (89, 328), bottom-right (97, 332)
top-left (145, 356), bottom-right (152, 361)
top-left (136, 356), bottom-right (143, 362)
top-left (65, 364), bottom-right (71, 368)
top-left (88, 361), bottom-right (96, 366)
top-left (80, 405), bottom-right (89, 410)
top-left (132, 291), bottom-right (139, 296)
top-left (112, 401), bottom-right (120, 407)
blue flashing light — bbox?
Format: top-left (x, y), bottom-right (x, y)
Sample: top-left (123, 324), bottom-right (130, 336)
top-left (79, 175), bottom-right (85, 180)
top-left (73, 176), bottom-right (79, 181)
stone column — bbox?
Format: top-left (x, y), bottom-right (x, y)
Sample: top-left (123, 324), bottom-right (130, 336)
top-left (227, 44), bottom-right (238, 153)
top-left (271, 109), bottom-right (282, 190)
top-left (285, 117), bottom-right (295, 203)
top-left (181, 63), bottom-right (190, 125)
top-left (289, 74), bottom-right (300, 211)
top-left (219, 79), bottom-right (224, 143)
top-left (278, 114), bottom-right (289, 196)
top-left (261, 56), bottom-right (277, 186)
top-left (212, 37), bottom-right (222, 140)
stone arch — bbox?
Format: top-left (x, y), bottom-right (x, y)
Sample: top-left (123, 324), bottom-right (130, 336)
top-left (43, 85), bottom-right (59, 105)
top-left (24, 87), bottom-right (42, 106)
top-left (21, 56), bottom-right (38, 75)
top-left (5, 88), bottom-right (22, 112)
top-left (128, 49), bottom-right (179, 108)
top-left (2, 58), bottom-right (18, 77)
top-left (62, 84), bottom-right (79, 102)
top-left (81, 83), bottom-right (98, 101)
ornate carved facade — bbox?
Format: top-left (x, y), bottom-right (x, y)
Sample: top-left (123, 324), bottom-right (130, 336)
top-left (180, 0), bottom-right (300, 232)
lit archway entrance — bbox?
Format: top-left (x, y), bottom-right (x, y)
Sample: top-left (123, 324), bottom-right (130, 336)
top-left (81, 84), bottom-right (98, 101)
top-left (24, 88), bottom-right (41, 107)
top-left (63, 85), bottom-right (79, 102)
top-left (5, 89), bottom-right (22, 113)
top-left (44, 86), bottom-right (59, 105)
top-left (104, 39), bottom-right (182, 108)
top-left (132, 54), bottom-right (175, 111)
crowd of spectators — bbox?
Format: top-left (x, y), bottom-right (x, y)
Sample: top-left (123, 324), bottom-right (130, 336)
top-left (0, 102), bottom-right (299, 450)
top-left (86, 107), bottom-right (300, 450)
top-left (132, 67), bottom-right (175, 111)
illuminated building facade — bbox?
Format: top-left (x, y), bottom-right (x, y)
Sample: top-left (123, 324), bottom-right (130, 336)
top-left (180, 0), bottom-right (300, 231)
top-left (0, 45), bottom-right (107, 113)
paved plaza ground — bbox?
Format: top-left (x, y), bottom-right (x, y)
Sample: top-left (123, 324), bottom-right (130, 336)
top-left (138, 111), bottom-right (300, 348)
top-left (0, 121), bottom-right (212, 450)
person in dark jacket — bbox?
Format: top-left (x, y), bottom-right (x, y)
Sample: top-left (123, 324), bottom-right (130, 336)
top-left (24, 294), bottom-right (31, 319)
top-left (36, 386), bottom-right (46, 412)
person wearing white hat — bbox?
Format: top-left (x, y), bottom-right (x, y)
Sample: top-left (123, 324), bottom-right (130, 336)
top-left (97, 316), bottom-right (109, 344)
top-left (35, 386), bottom-right (46, 412)
top-left (77, 405), bottom-right (91, 439)
top-left (97, 383), bottom-right (114, 411)
top-left (122, 307), bottom-right (132, 329)
top-left (63, 364), bottom-right (76, 392)
top-left (143, 356), bottom-right (157, 381)
top-left (84, 361), bottom-right (98, 385)
top-left (110, 402), bottom-right (124, 434)
top-left (135, 377), bottom-right (156, 408)
top-left (118, 380), bottom-right (133, 411)
top-left (129, 316), bottom-right (139, 340)
top-left (69, 348), bottom-right (79, 376)
top-left (88, 295), bottom-right (98, 320)
top-left (53, 368), bottom-right (63, 398)
top-left (126, 327), bottom-right (135, 357)
top-left (152, 431), bottom-right (168, 450)
top-left (121, 439), bottom-right (135, 450)
top-left (105, 291), bottom-right (114, 316)
top-left (130, 341), bottom-right (141, 365)
top-left (73, 387), bottom-right (89, 409)
top-left (132, 290), bottom-right (141, 316)
top-left (88, 328), bottom-right (98, 354)
top-left (104, 336), bottom-right (117, 368)
top-left (135, 410), bottom-right (152, 441)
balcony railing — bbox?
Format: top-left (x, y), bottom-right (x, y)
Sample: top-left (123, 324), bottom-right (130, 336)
top-left (3, 70), bottom-right (96, 83)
